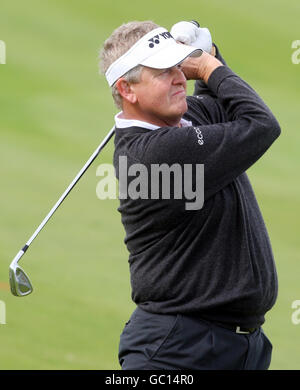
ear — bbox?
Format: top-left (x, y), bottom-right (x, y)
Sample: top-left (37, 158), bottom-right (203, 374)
top-left (115, 78), bottom-right (137, 104)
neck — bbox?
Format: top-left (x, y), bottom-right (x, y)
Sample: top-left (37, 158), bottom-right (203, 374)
top-left (121, 105), bottom-right (181, 128)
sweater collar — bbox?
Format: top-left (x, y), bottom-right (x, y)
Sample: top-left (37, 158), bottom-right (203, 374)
top-left (114, 112), bottom-right (192, 130)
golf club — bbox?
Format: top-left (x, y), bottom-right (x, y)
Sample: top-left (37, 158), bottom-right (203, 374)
top-left (9, 126), bottom-right (115, 297)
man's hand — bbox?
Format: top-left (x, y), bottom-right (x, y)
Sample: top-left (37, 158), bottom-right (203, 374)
top-left (181, 51), bottom-right (223, 83)
top-left (171, 21), bottom-right (214, 55)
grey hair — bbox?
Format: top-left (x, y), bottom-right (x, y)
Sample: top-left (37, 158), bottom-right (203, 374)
top-left (99, 21), bottom-right (159, 109)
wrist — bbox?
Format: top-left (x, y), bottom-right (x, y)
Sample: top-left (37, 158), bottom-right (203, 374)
top-left (182, 51), bottom-right (222, 83)
top-left (199, 52), bottom-right (223, 83)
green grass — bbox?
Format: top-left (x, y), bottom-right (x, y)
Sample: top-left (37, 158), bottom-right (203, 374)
top-left (0, 0), bottom-right (299, 369)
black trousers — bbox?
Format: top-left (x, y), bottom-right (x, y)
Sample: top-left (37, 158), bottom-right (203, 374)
top-left (119, 307), bottom-right (273, 370)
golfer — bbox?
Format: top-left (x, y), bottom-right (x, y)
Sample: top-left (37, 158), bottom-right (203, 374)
top-left (100, 20), bottom-right (281, 370)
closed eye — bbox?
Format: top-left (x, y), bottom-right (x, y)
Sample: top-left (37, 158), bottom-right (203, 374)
top-left (159, 65), bottom-right (182, 75)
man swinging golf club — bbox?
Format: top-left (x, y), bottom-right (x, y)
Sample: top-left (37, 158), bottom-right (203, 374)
top-left (100, 20), bottom-right (281, 370)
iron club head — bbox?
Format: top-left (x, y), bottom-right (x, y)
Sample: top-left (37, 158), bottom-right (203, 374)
top-left (9, 249), bottom-right (33, 297)
top-left (9, 264), bottom-right (33, 297)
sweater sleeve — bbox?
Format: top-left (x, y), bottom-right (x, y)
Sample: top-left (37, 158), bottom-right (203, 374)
top-left (131, 66), bottom-right (281, 201)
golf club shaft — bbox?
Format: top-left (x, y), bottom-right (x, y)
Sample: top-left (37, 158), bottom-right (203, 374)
top-left (13, 126), bottom-right (115, 264)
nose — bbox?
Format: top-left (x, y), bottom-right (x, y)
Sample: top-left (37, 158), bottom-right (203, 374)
top-left (172, 65), bottom-right (186, 86)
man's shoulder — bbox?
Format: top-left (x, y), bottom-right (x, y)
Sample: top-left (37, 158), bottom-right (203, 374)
top-left (185, 94), bottom-right (226, 125)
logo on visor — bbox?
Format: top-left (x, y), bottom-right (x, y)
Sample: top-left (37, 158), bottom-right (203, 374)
top-left (148, 32), bottom-right (173, 48)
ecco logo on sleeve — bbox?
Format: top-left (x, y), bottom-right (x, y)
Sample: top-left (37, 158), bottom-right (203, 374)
top-left (194, 126), bottom-right (204, 145)
top-left (148, 32), bottom-right (173, 48)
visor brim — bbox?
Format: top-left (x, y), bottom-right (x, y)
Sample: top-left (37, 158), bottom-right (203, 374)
top-left (140, 43), bottom-right (202, 70)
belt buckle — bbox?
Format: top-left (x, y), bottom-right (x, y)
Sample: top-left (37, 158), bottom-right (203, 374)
top-left (235, 326), bottom-right (250, 334)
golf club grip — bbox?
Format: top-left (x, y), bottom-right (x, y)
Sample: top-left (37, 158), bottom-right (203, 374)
top-left (24, 126), bottom-right (115, 250)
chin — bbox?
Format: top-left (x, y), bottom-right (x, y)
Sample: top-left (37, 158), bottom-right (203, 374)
top-left (179, 102), bottom-right (188, 116)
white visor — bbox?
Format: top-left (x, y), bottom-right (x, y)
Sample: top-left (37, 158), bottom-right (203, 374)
top-left (105, 27), bottom-right (202, 87)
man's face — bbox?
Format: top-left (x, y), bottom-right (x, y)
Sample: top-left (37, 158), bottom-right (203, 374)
top-left (130, 64), bottom-right (188, 127)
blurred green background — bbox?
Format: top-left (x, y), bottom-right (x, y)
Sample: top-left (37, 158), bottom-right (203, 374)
top-left (0, 0), bottom-right (299, 370)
